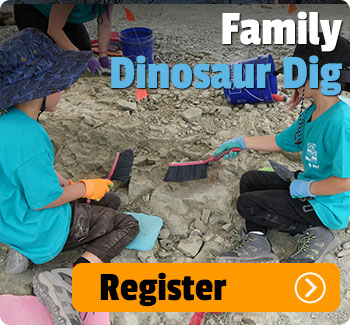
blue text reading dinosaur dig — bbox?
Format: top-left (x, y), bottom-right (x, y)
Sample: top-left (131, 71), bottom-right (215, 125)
top-left (111, 12), bottom-right (344, 96)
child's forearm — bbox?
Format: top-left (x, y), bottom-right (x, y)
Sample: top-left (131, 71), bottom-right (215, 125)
top-left (310, 176), bottom-right (350, 196)
top-left (55, 170), bottom-right (69, 187)
top-left (245, 135), bottom-right (282, 152)
top-left (37, 183), bottom-right (86, 210)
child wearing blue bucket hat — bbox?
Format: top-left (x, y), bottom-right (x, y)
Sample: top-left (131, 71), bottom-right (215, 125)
top-left (215, 33), bottom-right (350, 264)
top-left (14, 3), bottom-right (114, 74)
top-left (0, 28), bottom-right (139, 325)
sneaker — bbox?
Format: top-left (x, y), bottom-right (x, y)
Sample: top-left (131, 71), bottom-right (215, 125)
top-left (216, 230), bottom-right (279, 263)
top-left (5, 247), bottom-right (30, 274)
top-left (287, 227), bottom-right (341, 263)
top-left (33, 268), bottom-right (82, 325)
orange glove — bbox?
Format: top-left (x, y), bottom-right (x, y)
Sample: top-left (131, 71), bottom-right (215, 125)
top-left (78, 179), bottom-right (113, 200)
top-left (68, 179), bottom-right (76, 186)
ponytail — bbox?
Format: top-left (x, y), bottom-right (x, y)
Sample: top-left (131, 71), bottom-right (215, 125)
top-left (288, 89), bottom-right (301, 111)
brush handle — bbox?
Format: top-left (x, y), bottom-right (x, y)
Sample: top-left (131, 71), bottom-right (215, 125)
top-left (86, 153), bottom-right (119, 204)
top-left (272, 94), bottom-right (288, 102)
top-left (107, 152), bottom-right (120, 180)
top-left (211, 148), bottom-right (242, 161)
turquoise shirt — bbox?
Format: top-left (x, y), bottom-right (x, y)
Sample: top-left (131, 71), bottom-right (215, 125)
top-left (32, 4), bottom-right (106, 24)
top-left (276, 99), bottom-right (350, 230)
top-left (0, 108), bottom-right (71, 264)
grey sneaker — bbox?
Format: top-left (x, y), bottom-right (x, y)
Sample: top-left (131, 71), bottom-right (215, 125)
top-left (216, 230), bottom-right (279, 263)
top-left (288, 227), bottom-right (341, 263)
top-left (33, 268), bottom-right (82, 325)
top-left (5, 247), bottom-right (30, 274)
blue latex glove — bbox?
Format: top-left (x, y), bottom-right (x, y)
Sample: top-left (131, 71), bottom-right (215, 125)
top-left (99, 56), bottom-right (111, 75)
top-left (290, 179), bottom-right (315, 199)
top-left (87, 58), bottom-right (103, 75)
top-left (214, 136), bottom-right (246, 160)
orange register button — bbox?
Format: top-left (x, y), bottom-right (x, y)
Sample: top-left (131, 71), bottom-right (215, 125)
top-left (72, 263), bottom-right (339, 312)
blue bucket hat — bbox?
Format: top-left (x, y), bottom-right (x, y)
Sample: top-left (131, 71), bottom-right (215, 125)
top-left (0, 28), bottom-right (92, 112)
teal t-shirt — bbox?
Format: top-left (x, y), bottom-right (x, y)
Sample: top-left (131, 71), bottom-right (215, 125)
top-left (276, 99), bottom-right (350, 230)
top-left (32, 4), bottom-right (106, 24)
top-left (0, 108), bottom-right (71, 264)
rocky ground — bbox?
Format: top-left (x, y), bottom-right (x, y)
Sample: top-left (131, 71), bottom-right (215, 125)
top-left (1, 3), bottom-right (350, 325)
top-left (0, 5), bottom-right (14, 26)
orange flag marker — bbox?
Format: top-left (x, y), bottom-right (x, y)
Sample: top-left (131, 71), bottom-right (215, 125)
top-left (123, 7), bottom-right (136, 21)
top-left (288, 4), bottom-right (298, 14)
top-left (136, 89), bottom-right (148, 101)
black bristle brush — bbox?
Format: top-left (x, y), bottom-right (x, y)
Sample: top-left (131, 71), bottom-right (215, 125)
top-left (164, 148), bottom-right (241, 182)
top-left (106, 149), bottom-right (134, 184)
top-left (87, 149), bottom-right (134, 203)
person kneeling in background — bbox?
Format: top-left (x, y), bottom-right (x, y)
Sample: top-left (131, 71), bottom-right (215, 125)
top-left (14, 3), bottom-right (114, 74)
top-left (0, 28), bottom-right (139, 325)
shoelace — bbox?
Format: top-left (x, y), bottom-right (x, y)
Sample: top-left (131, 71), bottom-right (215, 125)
top-left (290, 232), bottom-right (317, 258)
top-left (234, 234), bottom-right (253, 250)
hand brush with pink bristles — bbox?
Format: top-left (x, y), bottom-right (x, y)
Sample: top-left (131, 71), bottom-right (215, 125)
top-left (164, 148), bottom-right (241, 182)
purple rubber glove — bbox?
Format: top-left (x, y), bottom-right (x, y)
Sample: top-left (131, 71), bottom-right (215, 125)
top-left (290, 179), bottom-right (315, 199)
top-left (214, 136), bottom-right (246, 160)
top-left (99, 56), bottom-right (111, 75)
top-left (87, 58), bottom-right (103, 75)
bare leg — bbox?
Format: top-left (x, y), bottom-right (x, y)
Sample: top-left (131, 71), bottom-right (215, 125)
top-left (81, 251), bottom-right (103, 263)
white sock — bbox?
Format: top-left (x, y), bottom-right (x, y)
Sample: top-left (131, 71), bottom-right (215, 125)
top-left (248, 231), bottom-right (265, 236)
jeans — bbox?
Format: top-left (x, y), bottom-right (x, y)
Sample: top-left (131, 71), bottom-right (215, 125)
top-left (63, 193), bottom-right (140, 262)
top-left (237, 170), bottom-right (325, 236)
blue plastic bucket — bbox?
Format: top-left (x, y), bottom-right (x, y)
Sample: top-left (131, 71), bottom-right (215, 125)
top-left (224, 54), bottom-right (278, 105)
top-left (119, 27), bottom-right (154, 65)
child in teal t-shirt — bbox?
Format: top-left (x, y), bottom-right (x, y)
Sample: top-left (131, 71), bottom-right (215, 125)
top-left (214, 34), bottom-right (350, 264)
top-left (0, 29), bottom-right (139, 325)
top-left (0, 106), bottom-right (72, 265)
top-left (275, 100), bottom-right (350, 230)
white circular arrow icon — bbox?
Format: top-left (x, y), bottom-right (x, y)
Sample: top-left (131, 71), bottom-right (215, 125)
top-left (295, 272), bottom-right (326, 304)
top-left (304, 278), bottom-right (317, 298)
